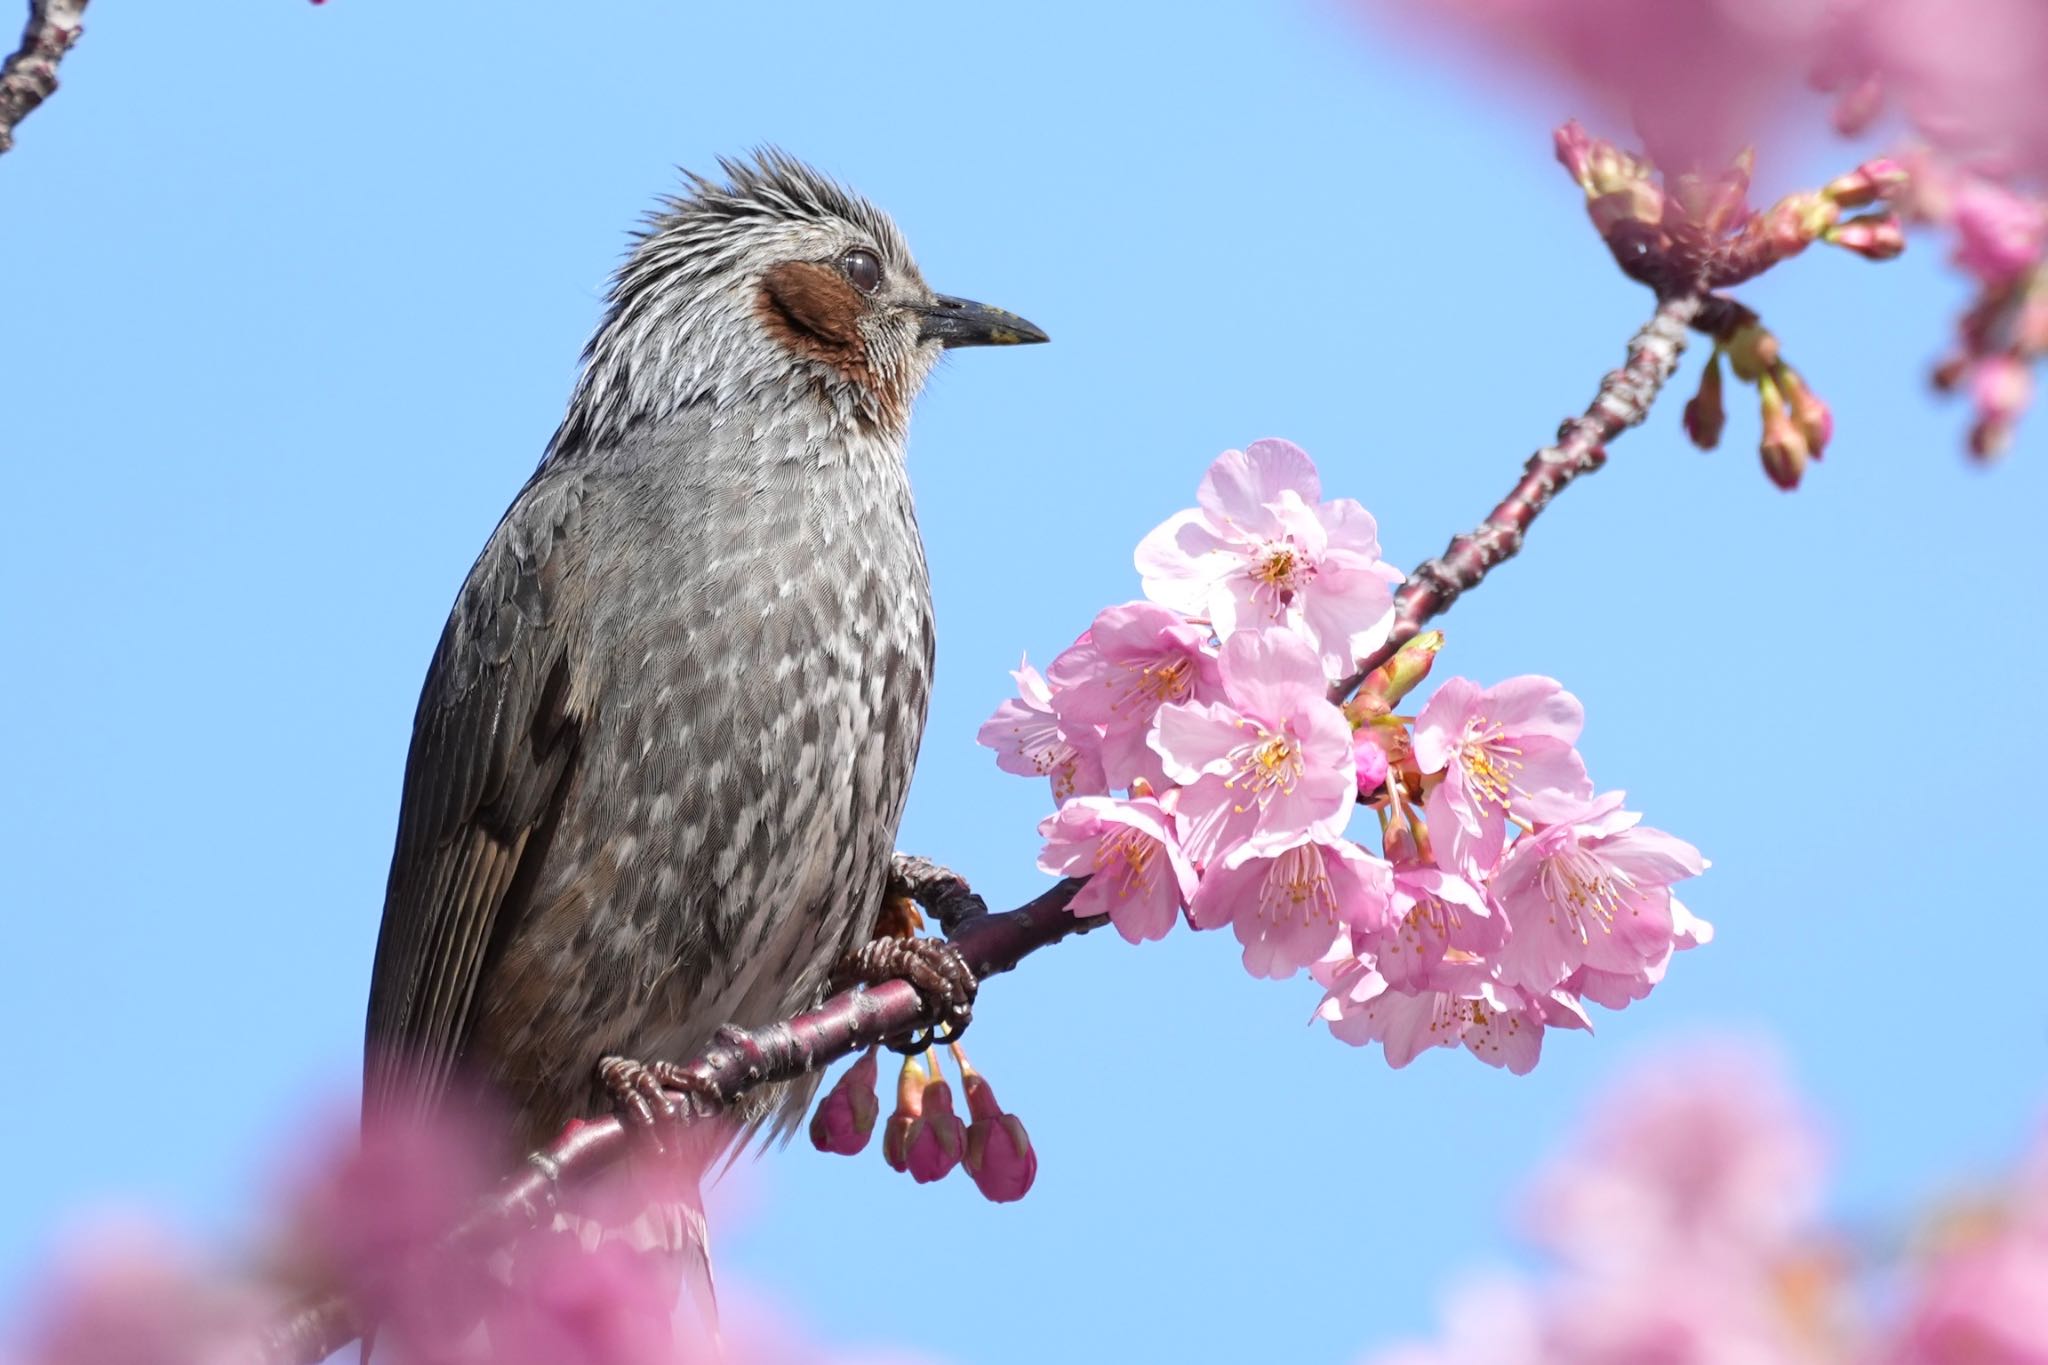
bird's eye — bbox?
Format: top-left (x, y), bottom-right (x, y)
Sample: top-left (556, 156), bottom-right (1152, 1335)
top-left (842, 248), bottom-right (883, 295)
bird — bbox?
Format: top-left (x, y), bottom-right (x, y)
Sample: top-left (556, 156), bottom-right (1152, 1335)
top-left (362, 151), bottom-right (1046, 1183)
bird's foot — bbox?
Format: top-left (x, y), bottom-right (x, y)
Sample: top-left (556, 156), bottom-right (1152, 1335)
top-left (597, 1054), bottom-right (723, 1152)
top-left (887, 854), bottom-right (989, 936)
top-left (831, 935), bottom-right (978, 1054)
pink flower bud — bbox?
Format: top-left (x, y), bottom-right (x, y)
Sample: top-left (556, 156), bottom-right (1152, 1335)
top-left (1822, 158), bottom-right (1909, 210)
top-left (1952, 181), bottom-right (2047, 285)
top-left (1826, 213), bottom-right (1906, 261)
top-left (902, 1079), bottom-right (965, 1183)
top-left (1751, 193), bottom-right (1834, 261)
top-left (1353, 728), bottom-right (1389, 798)
top-left (808, 1048), bottom-right (880, 1156)
top-left (1973, 355), bottom-right (2033, 425)
top-left (1759, 399), bottom-right (1810, 491)
top-left (960, 1070), bottom-right (1038, 1203)
top-left (1828, 74), bottom-right (1884, 138)
top-left (1969, 356), bottom-right (2033, 461)
top-left (1553, 120), bottom-right (1597, 190)
top-left (1723, 323), bottom-right (1779, 383)
top-left (1353, 631), bottom-right (1442, 712)
top-left (881, 1055), bottom-right (965, 1182)
top-left (1683, 353), bottom-right (1726, 451)
top-left (881, 1056), bottom-right (925, 1173)
top-left (1777, 368), bottom-right (1833, 458)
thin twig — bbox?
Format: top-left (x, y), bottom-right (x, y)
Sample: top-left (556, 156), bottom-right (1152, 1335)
top-left (1332, 292), bottom-right (1703, 700)
top-left (0, 0), bottom-right (86, 157)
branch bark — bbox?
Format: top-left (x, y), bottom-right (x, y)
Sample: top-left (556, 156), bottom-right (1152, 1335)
top-left (1332, 291), bottom-right (1703, 700)
top-left (0, 0), bottom-right (86, 156)
top-left (260, 877), bottom-right (1098, 1365)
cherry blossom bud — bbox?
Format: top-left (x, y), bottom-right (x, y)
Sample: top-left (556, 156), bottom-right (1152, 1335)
top-left (1671, 153), bottom-right (1752, 238)
top-left (808, 1048), bottom-right (880, 1156)
top-left (1822, 158), bottom-right (1909, 210)
top-left (959, 1065), bottom-right (1037, 1203)
top-left (1776, 368), bottom-right (1833, 458)
top-left (1933, 354), bottom-right (1971, 392)
top-left (1752, 192), bottom-right (1835, 260)
top-left (903, 1079), bottom-right (965, 1183)
top-left (1683, 352), bottom-right (1726, 451)
top-left (1829, 73), bottom-right (1884, 137)
top-left (1353, 631), bottom-right (1443, 714)
top-left (881, 1057), bottom-right (964, 1183)
top-left (1759, 387), bottom-right (1811, 491)
top-left (1723, 323), bottom-right (1779, 383)
top-left (1353, 729), bottom-right (1390, 798)
top-left (1969, 356), bottom-right (2033, 461)
top-left (1553, 120), bottom-right (1597, 189)
top-left (1826, 213), bottom-right (1906, 260)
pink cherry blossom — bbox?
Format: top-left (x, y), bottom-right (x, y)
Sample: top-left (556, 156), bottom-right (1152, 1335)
top-left (1190, 834), bottom-right (1394, 979)
top-left (1036, 793), bottom-right (1198, 944)
top-left (1355, 861), bottom-right (1502, 992)
top-left (1489, 793), bottom-right (1707, 996)
top-left (1565, 896), bottom-right (1715, 1009)
top-left (1134, 440), bottom-right (1402, 680)
top-left (1148, 628), bottom-right (1356, 867)
top-left (1045, 601), bottom-right (1223, 791)
top-left (976, 656), bottom-right (1106, 804)
top-left (1414, 675), bottom-right (1593, 875)
top-left (1317, 959), bottom-right (1583, 1075)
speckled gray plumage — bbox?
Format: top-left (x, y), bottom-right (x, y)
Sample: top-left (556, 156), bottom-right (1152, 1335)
top-left (364, 153), bottom-right (944, 1156)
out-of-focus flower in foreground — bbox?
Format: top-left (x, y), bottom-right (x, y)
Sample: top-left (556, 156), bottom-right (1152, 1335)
top-left (1364, 1044), bottom-right (2048, 1364)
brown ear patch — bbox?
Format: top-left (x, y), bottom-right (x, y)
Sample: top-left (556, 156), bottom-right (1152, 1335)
top-left (755, 260), bottom-right (908, 431)
top-left (758, 260), bottom-right (866, 366)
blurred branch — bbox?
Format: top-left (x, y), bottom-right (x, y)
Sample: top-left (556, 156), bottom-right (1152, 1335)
top-left (261, 875), bottom-right (1097, 1365)
top-left (1334, 291), bottom-right (1702, 699)
top-left (0, 0), bottom-right (86, 156)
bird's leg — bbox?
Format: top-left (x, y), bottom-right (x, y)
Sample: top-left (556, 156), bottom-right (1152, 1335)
top-left (596, 1054), bottom-right (724, 1150)
top-left (830, 935), bottom-right (979, 1054)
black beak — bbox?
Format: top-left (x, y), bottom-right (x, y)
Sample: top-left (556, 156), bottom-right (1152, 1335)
top-left (916, 293), bottom-right (1049, 348)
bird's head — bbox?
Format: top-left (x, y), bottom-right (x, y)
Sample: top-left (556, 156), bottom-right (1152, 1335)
top-left (550, 150), bottom-right (1047, 459)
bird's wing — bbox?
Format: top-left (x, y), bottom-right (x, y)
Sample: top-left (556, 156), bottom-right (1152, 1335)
top-left (364, 467), bottom-right (589, 1127)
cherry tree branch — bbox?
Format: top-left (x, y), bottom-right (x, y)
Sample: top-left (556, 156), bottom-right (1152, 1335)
top-left (260, 876), bottom-right (1097, 1365)
top-left (0, 0), bottom-right (86, 156)
top-left (1332, 290), bottom-right (1703, 700)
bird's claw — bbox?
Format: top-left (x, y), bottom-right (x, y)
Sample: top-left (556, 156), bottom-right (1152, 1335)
top-left (831, 936), bottom-right (979, 1054)
top-left (596, 1054), bottom-right (722, 1152)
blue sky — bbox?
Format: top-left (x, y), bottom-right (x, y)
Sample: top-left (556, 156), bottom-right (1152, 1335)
top-left (4, 3), bottom-right (2043, 1361)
